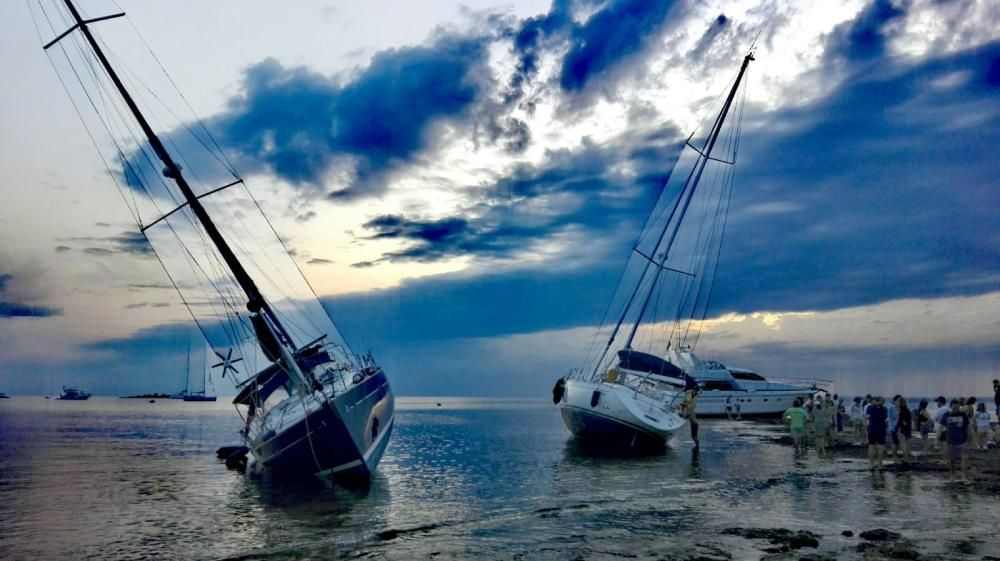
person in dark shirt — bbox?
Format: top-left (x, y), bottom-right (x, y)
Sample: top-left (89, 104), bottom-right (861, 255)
top-left (866, 396), bottom-right (888, 470)
top-left (941, 399), bottom-right (971, 481)
top-left (993, 379), bottom-right (1000, 419)
top-left (894, 396), bottom-right (914, 465)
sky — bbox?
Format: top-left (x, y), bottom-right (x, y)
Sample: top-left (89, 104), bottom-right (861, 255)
top-left (0, 0), bottom-right (997, 398)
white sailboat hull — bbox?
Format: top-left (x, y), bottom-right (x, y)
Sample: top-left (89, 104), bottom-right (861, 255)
top-left (558, 378), bottom-right (686, 448)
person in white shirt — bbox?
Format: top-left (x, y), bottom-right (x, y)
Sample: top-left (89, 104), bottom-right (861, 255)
top-left (931, 396), bottom-right (949, 457)
top-left (850, 397), bottom-right (865, 444)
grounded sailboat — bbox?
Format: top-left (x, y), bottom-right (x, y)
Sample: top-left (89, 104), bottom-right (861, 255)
top-left (554, 51), bottom-right (756, 448)
top-left (37, 1), bottom-right (393, 479)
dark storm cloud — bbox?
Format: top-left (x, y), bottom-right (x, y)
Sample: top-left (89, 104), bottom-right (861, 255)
top-left (59, 231), bottom-right (153, 257)
top-left (708, 40), bottom-right (1000, 314)
top-left (559, 0), bottom-right (680, 92)
top-left (337, 39), bottom-right (999, 346)
top-left (353, 127), bottom-right (682, 266)
top-left (687, 14), bottom-right (729, 61)
top-left (207, 34), bottom-right (491, 199)
top-left (0, 272), bottom-right (60, 318)
top-left (826, 0), bottom-right (907, 62)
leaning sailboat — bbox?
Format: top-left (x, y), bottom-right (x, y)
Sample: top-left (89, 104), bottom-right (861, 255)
top-left (554, 51), bottom-right (755, 448)
top-left (36, 0), bottom-right (394, 479)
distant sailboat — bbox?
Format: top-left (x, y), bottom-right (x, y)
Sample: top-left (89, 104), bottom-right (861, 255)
top-left (36, 0), bottom-right (394, 479)
top-left (553, 50), bottom-right (756, 448)
top-left (182, 344), bottom-right (217, 402)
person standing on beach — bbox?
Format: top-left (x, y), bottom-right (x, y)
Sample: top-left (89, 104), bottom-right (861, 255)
top-left (974, 402), bottom-right (991, 449)
top-left (894, 396), bottom-right (914, 465)
top-left (725, 396), bottom-right (733, 420)
top-left (784, 398), bottom-right (809, 455)
top-left (850, 397), bottom-right (865, 444)
top-left (941, 399), bottom-right (971, 481)
top-left (966, 397), bottom-right (979, 448)
top-left (813, 401), bottom-right (832, 459)
top-left (683, 387), bottom-right (701, 449)
top-left (915, 399), bottom-right (933, 454)
top-left (866, 396), bottom-right (888, 470)
top-left (834, 394), bottom-right (845, 440)
top-left (932, 396), bottom-right (949, 456)
top-left (993, 379), bottom-right (1000, 419)
top-left (887, 395), bottom-right (900, 461)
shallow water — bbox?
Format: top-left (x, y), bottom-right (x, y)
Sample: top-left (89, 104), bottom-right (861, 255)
top-left (0, 396), bottom-right (997, 560)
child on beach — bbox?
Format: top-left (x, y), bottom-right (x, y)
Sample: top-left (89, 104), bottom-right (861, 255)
top-left (941, 399), bottom-right (971, 481)
top-left (975, 403), bottom-right (991, 449)
top-left (784, 399), bottom-right (809, 455)
top-left (866, 396), bottom-right (888, 470)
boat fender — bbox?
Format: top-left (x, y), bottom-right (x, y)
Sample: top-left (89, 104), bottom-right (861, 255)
top-left (591, 390), bottom-right (601, 408)
top-left (352, 373), bottom-right (364, 384)
top-left (552, 378), bottom-right (566, 405)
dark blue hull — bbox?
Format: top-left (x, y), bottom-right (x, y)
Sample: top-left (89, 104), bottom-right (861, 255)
top-left (253, 370), bottom-right (394, 480)
top-left (560, 405), bottom-right (665, 449)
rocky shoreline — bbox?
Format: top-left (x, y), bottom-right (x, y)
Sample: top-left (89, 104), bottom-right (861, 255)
top-left (689, 421), bottom-right (1000, 561)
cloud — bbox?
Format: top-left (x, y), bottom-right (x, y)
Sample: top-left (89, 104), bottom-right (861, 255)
top-left (354, 126), bottom-right (682, 266)
top-left (708, 39), bottom-right (1000, 314)
top-left (307, 257), bottom-right (334, 265)
top-left (559, 0), bottom-right (682, 92)
top-left (205, 34), bottom-right (493, 199)
top-left (826, 0), bottom-right (907, 63)
top-left (0, 271), bottom-right (60, 318)
top-left (58, 231), bottom-right (153, 257)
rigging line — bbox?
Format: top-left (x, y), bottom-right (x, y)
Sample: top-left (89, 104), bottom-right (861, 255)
top-left (29, 3), bottom-right (145, 228)
top-left (103, 42), bottom-right (239, 179)
top-left (113, 0), bottom-right (240, 177)
top-left (37, 2), bottom-right (152, 229)
top-left (690, 79), bottom-right (747, 350)
top-left (246, 187), bottom-right (356, 354)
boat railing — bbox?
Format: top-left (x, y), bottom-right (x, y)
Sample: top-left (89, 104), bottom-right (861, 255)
top-left (760, 376), bottom-right (834, 392)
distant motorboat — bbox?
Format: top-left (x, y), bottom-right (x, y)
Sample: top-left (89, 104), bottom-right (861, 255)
top-left (0, 392), bottom-right (10, 399)
top-left (59, 386), bottom-right (91, 400)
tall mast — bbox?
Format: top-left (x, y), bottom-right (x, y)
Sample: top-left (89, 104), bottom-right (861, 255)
top-left (56, 0), bottom-right (313, 390)
top-left (594, 52), bottom-right (754, 364)
top-left (621, 52), bottom-right (753, 352)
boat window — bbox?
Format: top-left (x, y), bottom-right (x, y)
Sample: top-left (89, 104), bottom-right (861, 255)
top-left (731, 371), bottom-right (766, 381)
top-left (702, 380), bottom-right (736, 391)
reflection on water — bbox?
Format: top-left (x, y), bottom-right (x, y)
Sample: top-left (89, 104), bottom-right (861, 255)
top-left (1, 397), bottom-right (998, 560)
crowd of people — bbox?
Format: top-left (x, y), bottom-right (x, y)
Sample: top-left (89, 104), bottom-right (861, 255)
top-left (782, 379), bottom-right (1000, 481)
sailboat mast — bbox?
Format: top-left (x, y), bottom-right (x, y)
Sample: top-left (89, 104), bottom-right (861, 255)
top-left (621, 51), bottom-right (754, 351)
top-left (59, 0), bottom-right (296, 349)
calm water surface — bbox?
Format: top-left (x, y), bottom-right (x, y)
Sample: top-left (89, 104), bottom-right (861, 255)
top-left (1, 396), bottom-right (997, 560)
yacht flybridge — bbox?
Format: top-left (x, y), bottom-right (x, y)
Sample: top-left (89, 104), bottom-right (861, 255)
top-left (36, 0), bottom-right (393, 479)
top-left (554, 50), bottom-right (756, 448)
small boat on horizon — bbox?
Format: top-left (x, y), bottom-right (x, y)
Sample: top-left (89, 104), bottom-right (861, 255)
top-left (0, 392), bottom-right (10, 399)
top-left (59, 386), bottom-right (91, 400)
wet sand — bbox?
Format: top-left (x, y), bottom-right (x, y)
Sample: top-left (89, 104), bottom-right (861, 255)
top-left (717, 420), bottom-right (1000, 561)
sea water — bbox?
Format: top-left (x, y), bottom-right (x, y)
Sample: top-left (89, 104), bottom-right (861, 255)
top-left (0, 396), bottom-right (997, 560)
